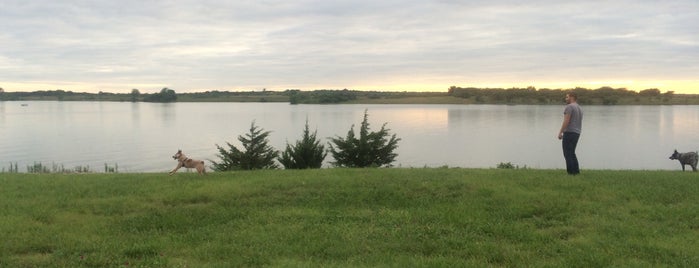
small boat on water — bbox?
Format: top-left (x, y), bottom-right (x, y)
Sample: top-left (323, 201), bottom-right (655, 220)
top-left (20, 103), bottom-right (29, 107)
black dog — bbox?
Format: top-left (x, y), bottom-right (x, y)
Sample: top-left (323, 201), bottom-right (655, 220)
top-left (669, 150), bottom-right (698, 172)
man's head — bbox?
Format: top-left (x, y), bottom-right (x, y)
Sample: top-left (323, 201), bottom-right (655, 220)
top-left (565, 92), bottom-right (578, 104)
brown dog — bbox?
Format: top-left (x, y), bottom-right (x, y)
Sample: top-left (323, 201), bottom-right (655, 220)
top-left (170, 150), bottom-right (207, 175)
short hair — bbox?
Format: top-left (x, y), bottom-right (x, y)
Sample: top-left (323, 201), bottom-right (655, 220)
top-left (567, 92), bottom-right (578, 100)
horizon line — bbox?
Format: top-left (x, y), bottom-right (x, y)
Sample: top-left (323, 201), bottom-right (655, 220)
top-left (1, 86), bottom-right (695, 95)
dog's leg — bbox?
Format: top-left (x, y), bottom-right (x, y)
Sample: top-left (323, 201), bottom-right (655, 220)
top-left (196, 162), bottom-right (206, 175)
top-left (169, 163), bottom-right (183, 175)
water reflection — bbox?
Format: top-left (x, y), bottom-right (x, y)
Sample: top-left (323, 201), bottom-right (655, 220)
top-left (157, 103), bottom-right (177, 127)
top-left (0, 102), bottom-right (5, 122)
top-left (131, 102), bottom-right (140, 128)
top-left (672, 107), bottom-right (699, 143)
top-left (398, 108), bottom-right (448, 132)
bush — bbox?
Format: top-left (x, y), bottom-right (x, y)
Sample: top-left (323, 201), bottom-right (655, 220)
top-left (144, 87), bottom-right (177, 102)
top-left (279, 120), bottom-right (327, 169)
top-left (496, 162), bottom-right (528, 169)
top-left (212, 121), bottom-right (279, 171)
top-left (328, 110), bottom-right (400, 167)
top-left (497, 162), bottom-right (516, 169)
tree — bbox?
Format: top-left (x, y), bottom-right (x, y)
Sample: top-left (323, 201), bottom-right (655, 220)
top-left (130, 89), bottom-right (141, 102)
top-left (328, 110), bottom-right (401, 167)
top-left (144, 87), bottom-right (177, 102)
top-left (639, 88), bottom-right (661, 97)
top-left (279, 119), bottom-right (327, 169)
top-left (212, 121), bottom-right (279, 171)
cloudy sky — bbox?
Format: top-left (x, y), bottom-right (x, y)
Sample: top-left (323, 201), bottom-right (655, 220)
top-left (1, 0), bottom-right (698, 94)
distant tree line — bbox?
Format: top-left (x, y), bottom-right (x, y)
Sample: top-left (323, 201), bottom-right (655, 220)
top-left (1, 86), bottom-right (697, 105)
top-left (447, 86), bottom-right (679, 105)
top-left (143, 88), bottom-right (177, 102)
top-left (0, 88), bottom-right (176, 102)
top-left (0, 89), bottom-right (88, 101)
top-left (287, 89), bottom-right (358, 104)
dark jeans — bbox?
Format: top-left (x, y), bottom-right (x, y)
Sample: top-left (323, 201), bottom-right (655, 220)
top-left (562, 132), bottom-right (580, 175)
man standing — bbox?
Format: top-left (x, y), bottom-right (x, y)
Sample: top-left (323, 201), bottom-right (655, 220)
top-left (558, 92), bottom-right (583, 175)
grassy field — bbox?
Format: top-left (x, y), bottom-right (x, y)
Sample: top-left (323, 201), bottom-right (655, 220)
top-left (2, 168), bottom-right (698, 267)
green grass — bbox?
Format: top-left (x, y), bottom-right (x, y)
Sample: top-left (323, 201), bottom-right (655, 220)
top-left (2, 168), bottom-right (698, 267)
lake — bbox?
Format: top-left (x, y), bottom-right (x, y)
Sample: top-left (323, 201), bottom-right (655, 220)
top-left (1, 101), bottom-right (698, 172)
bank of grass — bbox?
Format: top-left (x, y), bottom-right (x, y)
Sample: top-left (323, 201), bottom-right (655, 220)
top-left (1, 168), bottom-right (698, 267)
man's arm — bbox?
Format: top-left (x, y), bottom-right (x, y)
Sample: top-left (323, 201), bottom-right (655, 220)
top-left (558, 113), bottom-right (571, 140)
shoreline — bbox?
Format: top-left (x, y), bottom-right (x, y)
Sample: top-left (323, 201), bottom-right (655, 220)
top-left (2, 88), bottom-right (699, 105)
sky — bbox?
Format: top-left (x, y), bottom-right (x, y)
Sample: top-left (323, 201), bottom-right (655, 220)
top-left (1, 0), bottom-right (698, 94)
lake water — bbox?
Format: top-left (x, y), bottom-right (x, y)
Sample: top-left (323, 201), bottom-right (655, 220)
top-left (1, 101), bottom-right (698, 172)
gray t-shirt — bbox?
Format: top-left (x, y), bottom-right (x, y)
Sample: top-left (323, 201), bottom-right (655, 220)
top-left (564, 103), bottom-right (583, 134)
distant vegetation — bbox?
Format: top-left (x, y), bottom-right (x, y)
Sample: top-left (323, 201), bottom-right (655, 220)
top-left (2, 162), bottom-right (119, 173)
top-left (446, 86), bottom-right (696, 105)
top-left (142, 88), bottom-right (177, 102)
top-left (1, 86), bottom-right (698, 105)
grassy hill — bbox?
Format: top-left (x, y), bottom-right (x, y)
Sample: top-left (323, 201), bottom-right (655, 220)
top-left (2, 168), bottom-right (698, 267)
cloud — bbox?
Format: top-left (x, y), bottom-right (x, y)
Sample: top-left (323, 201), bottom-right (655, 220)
top-left (1, 0), bottom-right (697, 93)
